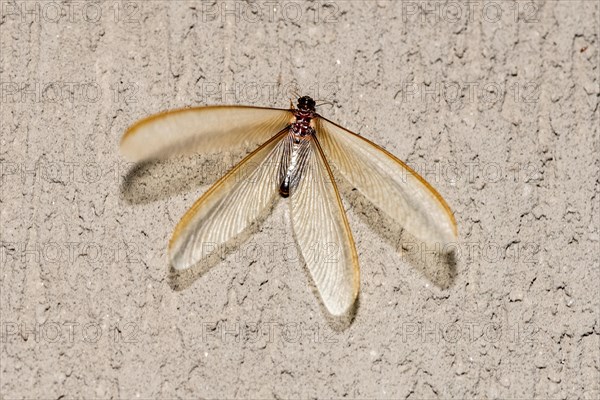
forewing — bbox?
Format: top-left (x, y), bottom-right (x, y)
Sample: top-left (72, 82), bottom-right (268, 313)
top-left (315, 117), bottom-right (458, 244)
top-left (290, 137), bottom-right (359, 316)
top-left (121, 106), bottom-right (293, 162)
top-left (169, 128), bottom-right (288, 270)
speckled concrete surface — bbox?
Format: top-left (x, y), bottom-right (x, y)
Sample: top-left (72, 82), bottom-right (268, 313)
top-left (1, 1), bottom-right (599, 398)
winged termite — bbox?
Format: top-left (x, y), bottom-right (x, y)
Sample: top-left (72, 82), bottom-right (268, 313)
top-left (120, 96), bottom-right (457, 316)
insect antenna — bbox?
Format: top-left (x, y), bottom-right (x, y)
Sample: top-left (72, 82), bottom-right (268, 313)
top-left (290, 87), bottom-right (301, 99)
top-left (287, 87), bottom-right (301, 109)
top-left (315, 99), bottom-right (335, 109)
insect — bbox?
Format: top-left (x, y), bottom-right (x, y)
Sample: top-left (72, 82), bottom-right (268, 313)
top-left (120, 96), bottom-right (457, 316)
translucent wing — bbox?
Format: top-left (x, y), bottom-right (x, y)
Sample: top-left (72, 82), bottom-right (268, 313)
top-left (315, 117), bottom-right (458, 244)
top-left (120, 106), bottom-right (293, 162)
top-left (169, 128), bottom-right (288, 270)
top-left (290, 136), bottom-right (359, 316)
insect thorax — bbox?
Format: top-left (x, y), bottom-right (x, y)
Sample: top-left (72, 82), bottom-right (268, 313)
top-left (291, 109), bottom-right (316, 139)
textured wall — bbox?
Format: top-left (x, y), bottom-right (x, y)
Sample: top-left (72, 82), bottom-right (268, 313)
top-left (1, 1), bottom-right (598, 398)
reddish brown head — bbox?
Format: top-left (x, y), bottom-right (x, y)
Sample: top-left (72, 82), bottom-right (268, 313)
top-left (297, 96), bottom-right (316, 112)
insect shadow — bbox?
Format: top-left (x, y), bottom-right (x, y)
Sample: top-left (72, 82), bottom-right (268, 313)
top-left (336, 176), bottom-right (458, 290)
top-left (120, 151), bottom-right (268, 289)
top-left (120, 152), bottom-right (242, 204)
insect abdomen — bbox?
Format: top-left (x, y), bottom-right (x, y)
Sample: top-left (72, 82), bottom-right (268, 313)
top-left (279, 180), bottom-right (290, 197)
top-left (278, 134), bottom-right (312, 198)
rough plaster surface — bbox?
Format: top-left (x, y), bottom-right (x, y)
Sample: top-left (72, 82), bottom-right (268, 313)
top-left (1, 0), bottom-right (599, 398)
